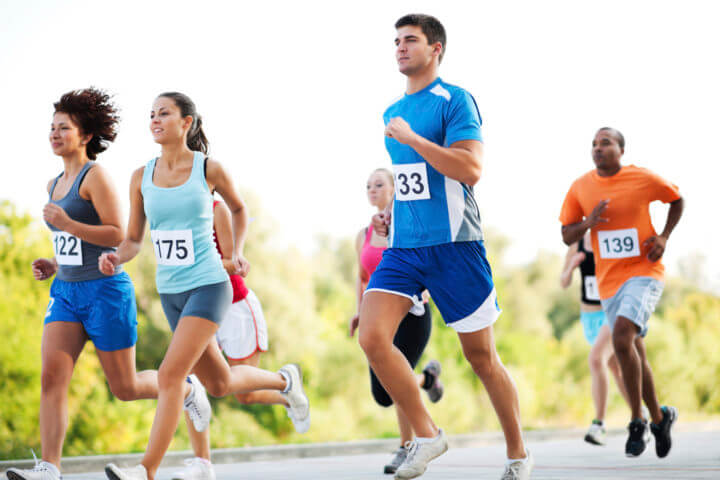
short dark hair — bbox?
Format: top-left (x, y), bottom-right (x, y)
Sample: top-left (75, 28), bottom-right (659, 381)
top-left (395, 14), bottom-right (447, 63)
top-left (54, 88), bottom-right (120, 160)
top-left (597, 127), bottom-right (625, 149)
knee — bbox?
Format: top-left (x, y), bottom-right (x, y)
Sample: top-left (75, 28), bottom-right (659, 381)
top-left (588, 350), bottom-right (604, 372)
top-left (40, 367), bottom-right (70, 394)
top-left (612, 325), bottom-right (636, 353)
top-left (358, 327), bottom-right (388, 362)
top-left (157, 363), bottom-right (188, 392)
top-left (108, 380), bottom-right (137, 402)
top-left (463, 344), bottom-right (497, 380)
top-left (203, 375), bottom-right (230, 398)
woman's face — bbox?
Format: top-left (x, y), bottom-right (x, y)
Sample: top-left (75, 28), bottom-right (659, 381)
top-left (150, 96), bottom-right (191, 145)
top-left (49, 112), bottom-right (87, 157)
top-left (366, 171), bottom-right (394, 208)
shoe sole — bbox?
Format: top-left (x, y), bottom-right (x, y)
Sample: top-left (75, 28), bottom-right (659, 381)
top-left (105, 466), bottom-right (122, 480)
top-left (6, 472), bottom-right (27, 480)
top-left (383, 466), bottom-right (397, 474)
top-left (584, 434), bottom-right (605, 446)
top-left (285, 364), bottom-right (309, 418)
top-left (625, 446), bottom-right (646, 458)
top-left (656, 407), bottom-right (678, 458)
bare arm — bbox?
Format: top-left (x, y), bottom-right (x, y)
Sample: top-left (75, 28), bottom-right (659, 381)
top-left (349, 229), bottom-right (366, 337)
top-left (43, 166), bottom-right (125, 247)
top-left (561, 199), bottom-right (610, 245)
top-left (560, 242), bottom-right (584, 288)
top-left (385, 117), bottom-right (483, 185)
top-left (99, 168), bottom-right (146, 274)
top-left (644, 196), bottom-right (684, 262)
top-left (206, 158), bottom-right (250, 276)
top-left (213, 200), bottom-right (241, 275)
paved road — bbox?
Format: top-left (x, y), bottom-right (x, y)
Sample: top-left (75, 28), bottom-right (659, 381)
top-left (60, 430), bottom-right (720, 480)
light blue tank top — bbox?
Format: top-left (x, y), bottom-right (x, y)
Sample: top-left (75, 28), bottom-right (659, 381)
top-left (46, 161), bottom-right (121, 282)
top-left (141, 152), bottom-right (228, 294)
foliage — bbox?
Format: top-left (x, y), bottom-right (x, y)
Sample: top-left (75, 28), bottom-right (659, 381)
top-left (1, 198), bottom-right (718, 459)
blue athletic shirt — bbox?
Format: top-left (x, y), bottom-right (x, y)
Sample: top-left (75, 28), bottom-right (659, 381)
top-left (383, 77), bottom-right (484, 249)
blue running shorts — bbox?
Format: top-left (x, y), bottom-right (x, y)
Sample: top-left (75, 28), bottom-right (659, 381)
top-left (44, 272), bottom-right (138, 352)
top-left (365, 241), bottom-right (500, 333)
top-left (580, 310), bottom-right (607, 345)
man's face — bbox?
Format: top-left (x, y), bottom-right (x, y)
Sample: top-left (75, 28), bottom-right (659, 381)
top-left (592, 130), bottom-right (623, 170)
top-left (395, 25), bottom-right (439, 76)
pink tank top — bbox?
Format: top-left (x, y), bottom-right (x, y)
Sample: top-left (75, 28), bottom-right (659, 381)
top-left (360, 224), bottom-right (385, 282)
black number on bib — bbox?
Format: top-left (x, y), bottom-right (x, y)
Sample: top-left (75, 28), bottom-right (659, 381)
top-left (397, 173), bottom-right (410, 195)
top-left (176, 239), bottom-right (188, 260)
top-left (155, 238), bottom-right (190, 260)
top-left (67, 236), bottom-right (79, 256)
top-left (623, 236), bottom-right (634, 251)
top-left (410, 172), bottom-right (424, 194)
top-left (58, 236), bottom-right (67, 255)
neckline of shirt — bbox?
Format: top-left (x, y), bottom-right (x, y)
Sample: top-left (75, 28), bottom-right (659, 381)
top-left (404, 77), bottom-right (443, 97)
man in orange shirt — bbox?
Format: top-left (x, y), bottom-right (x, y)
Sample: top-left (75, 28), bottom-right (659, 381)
top-left (559, 127), bottom-right (684, 459)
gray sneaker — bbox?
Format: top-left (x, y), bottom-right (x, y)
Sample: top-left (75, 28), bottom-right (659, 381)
top-left (421, 360), bottom-right (444, 403)
top-left (384, 446), bottom-right (408, 474)
top-left (501, 449), bottom-right (533, 480)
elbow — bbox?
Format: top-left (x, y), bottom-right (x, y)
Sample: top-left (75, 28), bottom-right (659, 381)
top-left (462, 166), bottom-right (483, 185)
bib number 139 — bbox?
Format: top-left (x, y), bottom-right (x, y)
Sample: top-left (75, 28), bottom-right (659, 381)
top-left (393, 163), bottom-right (431, 201)
top-left (151, 230), bottom-right (195, 266)
top-left (597, 228), bottom-right (640, 259)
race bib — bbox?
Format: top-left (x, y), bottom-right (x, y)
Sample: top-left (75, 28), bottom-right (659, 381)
top-left (584, 275), bottom-right (601, 301)
top-left (52, 231), bottom-right (83, 265)
top-left (393, 163), bottom-right (431, 201)
top-left (597, 228), bottom-right (640, 259)
top-left (151, 229), bottom-right (195, 266)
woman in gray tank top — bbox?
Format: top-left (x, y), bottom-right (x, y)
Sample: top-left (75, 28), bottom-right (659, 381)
top-left (5, 89), bottom-right (208, 480)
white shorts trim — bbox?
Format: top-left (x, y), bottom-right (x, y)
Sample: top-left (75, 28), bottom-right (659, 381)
top-left (363, 288), bottom-right (425, 315)
top-left (216, 289), bottom-right (268, 360)
top-left (448, 288), bottom-right (501, 333)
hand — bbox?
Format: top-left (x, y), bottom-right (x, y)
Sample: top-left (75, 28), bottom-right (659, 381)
top-left (384, 117), bottom-right (418, 145)
top-left (570, 251), bottom-right (586, 268)
top-left (231, 253), bottom-right (251, 277)
top-left (644, 235), bottom-right (667, 262)
top-left (583, 199), bottom-right (610, 229)
top-left (32, 258), bottom-right (57, 280)
top-left (349, 314), bottom-right (360, 337)
top-left (98, 252), bottom-right (120, 276)
top-left (43, 203), bottom-right (72, 230)
top-left (372, 210), bottom-right (391, 237)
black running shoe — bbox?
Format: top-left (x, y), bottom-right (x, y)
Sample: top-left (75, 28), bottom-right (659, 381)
top-left (650, 406), bottom-right (678, 458)
top-left (625, 418), bottom-right (649, 457)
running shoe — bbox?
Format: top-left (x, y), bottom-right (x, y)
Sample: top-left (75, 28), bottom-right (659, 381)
top-left (501, 449), bottom-right (534, 480)
top-left (5, 459), bottom-right (61, 480)
top-left (171, 457), bottom-right (216, 480)
top-left (421, 360), bottom-right (444, 403)
top-left (650, 406), bottom-right (678, 458)
top-left (383, 446), bottom-right (408, 474)
top-left (104, 464), bottom-right (147, 480)
top-left (278, 364), bottom-right (310, 431)
top-left (184, 374), bottom-right (212, 433)
top-left (584, 420), bottom-right (606, 446)
top-left (394, 429), bottom-right (448, 479)
top-left (625, 418), bottom-right (649, 457)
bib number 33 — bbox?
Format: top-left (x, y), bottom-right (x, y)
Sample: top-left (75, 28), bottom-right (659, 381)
top-left (151, 229), bottom-right (195, 266)
top-left (393, 163), bottom-right (431, 201)
top-left (597, 228), bottom-right (640, 259)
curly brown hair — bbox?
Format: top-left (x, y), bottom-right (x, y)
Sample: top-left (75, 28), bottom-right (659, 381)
top-left (54, 88), bottom-right (120, 160)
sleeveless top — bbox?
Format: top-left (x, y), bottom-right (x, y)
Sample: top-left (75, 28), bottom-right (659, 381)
top-left (359, 224), bottom-right (385, 282)
top-left (46, 161), bottom-right (120, 282)
top-left (212, 200), bottom-right (249, 303)
top-left (578, 236), bottom-right (601, 305)
top-left (141, 151), bottom-right (228, 294)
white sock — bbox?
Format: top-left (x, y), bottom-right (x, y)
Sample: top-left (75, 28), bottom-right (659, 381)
top-left (278, 369), bottom-right (292, 393)
top-left (506, 449), bottom-right (529, 465)
top-left (415, 429), bottom-right (442, 444)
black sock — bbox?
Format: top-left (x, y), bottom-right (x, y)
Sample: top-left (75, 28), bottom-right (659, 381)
top-left (422, 370), bottom-right (434, 390)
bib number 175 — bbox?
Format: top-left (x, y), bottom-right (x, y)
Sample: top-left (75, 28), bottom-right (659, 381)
top-left (151, 230), bottom-right (195, 266)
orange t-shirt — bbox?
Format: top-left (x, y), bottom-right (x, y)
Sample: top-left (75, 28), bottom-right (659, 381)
top-left (559, 165), bottom-right (681, 299)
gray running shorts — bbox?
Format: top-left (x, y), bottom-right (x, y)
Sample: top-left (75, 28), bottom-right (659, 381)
top-left (601, 276), bottom-right (663, 337)
top-left (159, 280), bottom-right (232, 331)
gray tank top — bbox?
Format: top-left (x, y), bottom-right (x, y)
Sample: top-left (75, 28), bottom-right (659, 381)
top-left (46, 162), bottom-right (121, 282)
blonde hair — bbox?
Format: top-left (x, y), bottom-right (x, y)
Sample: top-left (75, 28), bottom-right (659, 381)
top-left (371, 168), bottom-right (394, 187)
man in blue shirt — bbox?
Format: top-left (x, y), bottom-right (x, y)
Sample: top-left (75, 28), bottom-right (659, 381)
top-left (358, 14), bottom-right (533, 480)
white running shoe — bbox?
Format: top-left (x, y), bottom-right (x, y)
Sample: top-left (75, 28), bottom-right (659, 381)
top-left (278, 364), bottom-right (310, 431)
top-left (5, 460), bottom-right (61, 480)
top-left (171, 458), bottom-right (216, 480)
top-left (394, 429), bottom-right (448, 480)
top-left (501, 449), bottom-right (534, 480)
top-left (104, 464), bottom-right (147, 480)
top-left (584, 421), bottom-right (606, 445)
top-left (184, 374), bottom-right (212, 432)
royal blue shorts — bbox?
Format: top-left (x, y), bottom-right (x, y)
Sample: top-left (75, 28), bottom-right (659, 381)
top-left (44, 272), bottom-right (138, 352)
top-left (366, 241), bottom-right (500, 333)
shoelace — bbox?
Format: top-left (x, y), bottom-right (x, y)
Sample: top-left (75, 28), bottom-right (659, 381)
top-left (501, 461), bottom-right (523, 480)
top-left (403, 440), bottom-right (419, 464)
top-left (28, 450), bottom-right (51, 473)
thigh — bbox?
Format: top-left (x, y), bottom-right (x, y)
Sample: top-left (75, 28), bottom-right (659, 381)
top-left (457, 323), bottom-right (498, 361)
top-left (96, 346), bottom-right (137, 386)
top-left (163, 316), bottom-right (220, 381)
top-left (41, 321), bottom-right (87, 375)
top-left (359, 290), bottom-right (414, 345)
top-left (590, 323), bottom-right (613, 359)
top-left (227, 350), bottom-right (261, 367)
top-left (393, 308), bottom-right (432, 368)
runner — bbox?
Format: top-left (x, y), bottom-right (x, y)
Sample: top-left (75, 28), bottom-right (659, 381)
top-left (560, 231), bottom-right (638, 445)
top-left (98, 92), bottom-right (308, 480)
top-left (559, 127), bottom-right (683, 458)
top-left (4, 88), bottom-right (209, 480)
top-left (172, 198), bottom-right (309, 480)
top-left (350, 168), bottom-right (444, 475)
top-left (359, 15), bottom-right (532, 480)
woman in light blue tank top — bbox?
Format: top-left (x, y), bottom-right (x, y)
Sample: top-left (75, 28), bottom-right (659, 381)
top-left (7, 89), bottom-right (167, 480)
top-left (99, 92), bottom-right (308, 480)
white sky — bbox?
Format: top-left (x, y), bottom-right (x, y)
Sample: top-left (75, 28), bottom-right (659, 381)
top-left (1, 0), bottom-right (718, 291)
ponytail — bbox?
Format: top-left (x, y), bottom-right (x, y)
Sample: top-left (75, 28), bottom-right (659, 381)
top-left (158, 91), bottom-right (209, 154)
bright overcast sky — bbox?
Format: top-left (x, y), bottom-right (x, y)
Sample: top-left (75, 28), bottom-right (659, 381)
top-left (1, 0), bottom-right (718, 291)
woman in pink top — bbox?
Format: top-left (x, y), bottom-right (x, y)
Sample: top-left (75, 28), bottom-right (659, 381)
top-left (349, 168), bottom-right (443, 475)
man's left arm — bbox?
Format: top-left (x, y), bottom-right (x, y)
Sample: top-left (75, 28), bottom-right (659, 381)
top-left (645, 196), bottom-right (684, 262)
